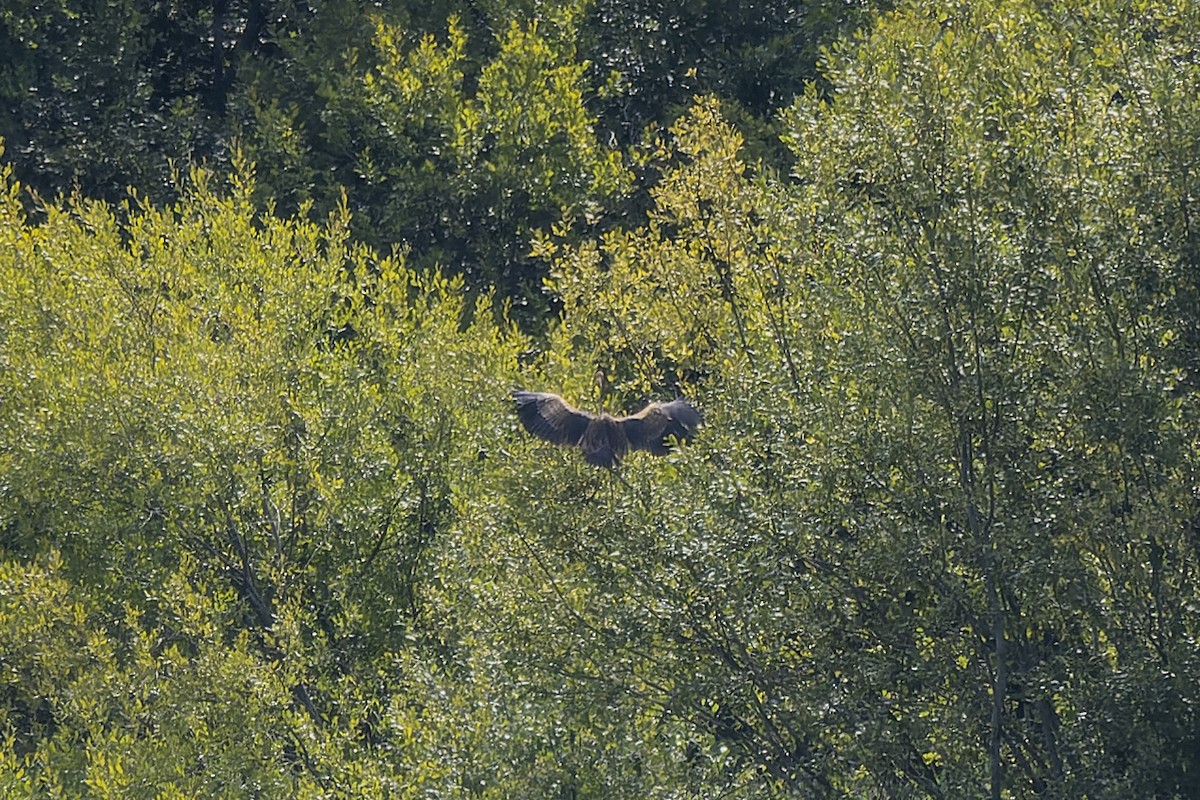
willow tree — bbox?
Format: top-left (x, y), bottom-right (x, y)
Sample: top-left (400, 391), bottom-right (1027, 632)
top-left (486, 0), bottom-right (1200, 796)
top-left (0, 151), bottom-right (526, 796)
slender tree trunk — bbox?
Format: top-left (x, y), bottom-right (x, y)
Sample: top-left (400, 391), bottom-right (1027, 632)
top-left (987, 564), bottom-right (1006, 800)
top-left (961, 430), bottom-right (1005, 799)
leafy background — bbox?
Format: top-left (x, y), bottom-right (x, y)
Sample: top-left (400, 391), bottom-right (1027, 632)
top-left (1, 0), bottom-right (1199, 796)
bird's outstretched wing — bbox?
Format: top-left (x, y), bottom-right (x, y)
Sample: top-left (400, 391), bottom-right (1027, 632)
top-left (512, 390), bottom-right (593, 446)
top-left (620, 399), bottom-right (702, 455)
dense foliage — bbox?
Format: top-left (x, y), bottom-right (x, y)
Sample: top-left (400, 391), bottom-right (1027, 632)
top-left (2, 0), bottom-right (1199, 797)
top-left (0, 0), bottom-right (874, 316)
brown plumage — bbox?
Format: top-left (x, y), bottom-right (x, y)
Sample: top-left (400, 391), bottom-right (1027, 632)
top-left (512, 390), bottom-right (701, 468)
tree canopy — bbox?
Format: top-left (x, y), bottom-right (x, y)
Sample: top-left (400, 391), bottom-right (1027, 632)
top-left (2, 0), bottom-right (1199, 797)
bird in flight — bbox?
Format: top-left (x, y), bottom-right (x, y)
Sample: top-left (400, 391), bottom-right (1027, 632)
top-left (512, 389), bottom-right (702, 468)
